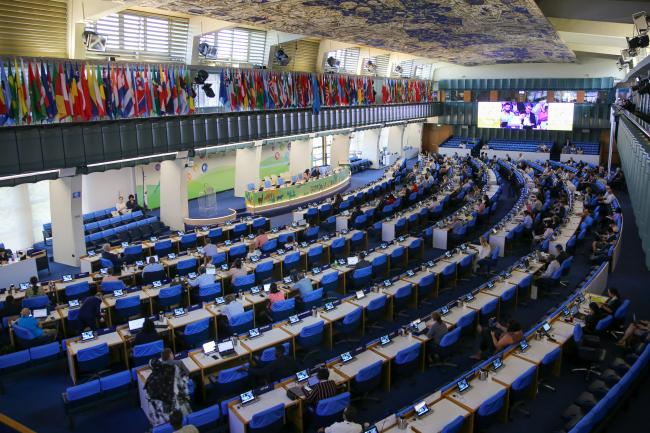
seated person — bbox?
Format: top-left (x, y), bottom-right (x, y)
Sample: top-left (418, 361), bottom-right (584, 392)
top-left (0, 295), bottom-right (21, 319)
top-left (292, 271), bottom-right (314, 297)
top-left (618, 318), bottom-right (650, 348)
top-left (126, 194), bottom-right (141, 212)
top-left (169, 409), bottom-right (198, 433)
top-left (319, 406), bottom-right (363, 433)
top-left (266, 282), bottom-right (285, 306)
top-left (24, 275), bottom-right (45, 298)
top-left (188, 265), bottom-right (214, 288)
top-left (79, 292), bottom-right (106, 330)
top-left (599, 287), bottom-right (622, 314)
top-left (226, 259), bottom-right (248, 281)
top-left (475, 319), bottom-right (523, 359)
top-left (349, 206), bottom-right (363, 223)
top-left (202, 238), bottom-right (219, 259)
top-left (426, 312), bottom-right (448, 365)
top-left (133, 317), bottom-right (162, 345)
top-left (101, 243), bottom-right (122, 268)
top-left (143, 256), bottom-right (164, 274)
top-left (253, 229), bottom-right (269, 250)
top-left (223, 294), bottom-right (245, 322)
top-left (15, 307), bottom-right (57, 341)
top-left (115, 196), bottom-right (127, 215)
top-left (584, 302), bottom-right (607, 333)
top-left (304, 368), bottom-right (339, 406)
top-left (475, 236), bottom-right (492, 274)
top-left (353, 251), bottom-right (371, 269)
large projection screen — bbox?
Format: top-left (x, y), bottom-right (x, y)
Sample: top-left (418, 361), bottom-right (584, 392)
top-left (477, 101), bottom-right (574, 131)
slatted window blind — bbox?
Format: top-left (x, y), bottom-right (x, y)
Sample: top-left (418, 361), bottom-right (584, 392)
top-left (0, 0), bottom-right (68, 58)
top-left (200, 28), bottom-right (266, 65)
top-left (398, 59), bottom-right (416, 78)
top-left (415, 63), bottom-right (434, 80)
top-left (85, 10), bottom-right (189, 62)
top-left (361, 54), bottom-right (390, 77)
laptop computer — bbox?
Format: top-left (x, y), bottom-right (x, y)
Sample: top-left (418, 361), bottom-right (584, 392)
top-left (295, 370), bottom-right (309, 382)
top-left (146, 255), bottom-right (159, 263)
top-left (340, 352), bottom-right (354, 363)
top-left (457, 378), bottom-right (471, 393)
top-left (363, 426), bottom-right (379, 433)
top-left (81, 331), bottom-right (96, 342)
top-left (99, 268), bottom-right (109, 275)
top-left (441, 305), bottom-right (450, 316)
top-left (355, 290), bottom-right (366, 300)
top-left (414, 400), bottom-right (430, 417)
top-left (113, 289), bottom-right (124, 297)
top-left (135, 260), bottom-right (144, 267)
top-left (63, 274), bottom-right (73, 282)
top-left (167, 253), bottom-right (176, 260)
top-left (173, 308), bottom-right (186, 317)
top-left (202, 341), bottom-right (217, 355)
top-left (542, 322), bottom-right (552, 333)
top-left (324, 302), bottom-right (335, 311)
top-left (87, 250), bottom-right (96, 257)
top-left (347, 256), bottom-right (359, 266)
top-left (263, 283), bottom-right (271, 293)
top-left (383, 279), bottom-right (392, 287)
top-left (217, 340), bottom-right (235, 356)
top-left (250, 286), bottom-right (261, 294)
top-left (215, 297), bottom-right (225, 305)
top-left (188, 272), bottom-right (198, 279)
top-left (380, 335), bottom-right (391, 346)
top-left (152, 281), bottom-right (162, 288)
top-left (519, 340), bottom-right (530, 353)
top-left (206, 267), bottom-right (217, 275)
top-left (32, 309), bottom-right (47, 319)
top-left (465, 292), bottom-right (475, 302)
top-left (248, 328), bottom-right (261, 339)
top-left (491, 357), bottom-right (504, 371)
top-left (68, 299), bottom-right (80, 308)
top-left (240, 390), bottom-right (255, 405)
top-left (121, 242), bottom-right (129, 248)
top-left (288, 315), bottom-right (301, 325)
top-left (128, 318), bottom-right (145, 332)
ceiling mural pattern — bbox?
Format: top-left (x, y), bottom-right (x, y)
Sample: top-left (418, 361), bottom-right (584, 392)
top-left (123, 0), bottom-right (575, 65)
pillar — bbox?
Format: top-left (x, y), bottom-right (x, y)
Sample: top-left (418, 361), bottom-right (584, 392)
top-left (330, 134), bottom-right (350, 168)
top-left (0, 184), bottom-right (35, 252)
top-left (160, 159), bottom-right (189, 231)
top-left (289, 138), bottom-right (312, 175)
top-left (359, 129), bottom-right (381, 167)
top-left (49, 177), bottom-right (86, 266)
top-left (403, 123), bottom-right (423, 151)
top-left (234, 143), bottom-right (263, 197)
top-left (386, 125), bottom-right (405, 157)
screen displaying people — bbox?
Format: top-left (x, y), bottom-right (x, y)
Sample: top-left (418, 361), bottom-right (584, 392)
top-left (478, 101), bottom-right (574, 131)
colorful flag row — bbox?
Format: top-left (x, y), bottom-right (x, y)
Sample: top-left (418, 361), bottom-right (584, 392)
top-left (0, 59), bottom-right (435, 127)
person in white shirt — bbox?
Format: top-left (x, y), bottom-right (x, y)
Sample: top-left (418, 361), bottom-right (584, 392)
top-left (202, 238), bottom-right (219, 259)
top-left (602, 186), bottom-right (615, 205)
top-left (188, 266), bottom-right (214, 288)
top-left (319, 407), bottom-right (363, 433)
top-left (535, 257), bottom-right (561, 292)
top-left (115, 196), bottom-right (127, 215)
top-left (475, 236), bottom-right (492, 273)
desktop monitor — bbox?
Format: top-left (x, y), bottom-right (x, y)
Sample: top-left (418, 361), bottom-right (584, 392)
top-left (128, 318), bottom-right (145, 332)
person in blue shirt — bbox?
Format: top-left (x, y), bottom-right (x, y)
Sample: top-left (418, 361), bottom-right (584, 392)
top-left (143, 256), bottom-right (164, 274)
top-left (292, 271), bottom-right (313, 297)
top-left (188, 266), bottom-right (214, 288)
top-left (78, 292), bottom-right (105, 330)
top-left (16, 308), bottom-right (57, 341)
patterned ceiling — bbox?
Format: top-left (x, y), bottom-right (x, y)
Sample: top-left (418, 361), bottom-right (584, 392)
top-left (123, 0), bottom-right (576, 66)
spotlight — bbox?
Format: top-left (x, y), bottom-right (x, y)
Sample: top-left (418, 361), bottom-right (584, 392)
top-left (621, 48), bottom-right (636, 61)
top-left (394, 65), bottom-right (403, 75)
top-left (82, 31), bottom-right (107, 52)
top-left (627, 34), bottom-right (649, 50)
top-left (274, 48), bottom-right (290, 66)
top-left (633, 11), bottom-right (649, 35)
top-left (198, 42), bottom-right (218, 59)
top-left (194, 69), bottom-right (215, 98)
top-left (364, 60), bottom-right (377, 73)
top-left (326, 56), bottom-right (340, 70)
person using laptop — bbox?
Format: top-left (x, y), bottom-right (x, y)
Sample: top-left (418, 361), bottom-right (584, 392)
top-left (292, 271), bottom-right (314, 297)
top-left (353, 251), bottom-right (371, 270)
top-left (15, 308), bottom-right (57, 342)
top-left (188, 266), bottom-right (214, 289)
top-left (101, 243), bottom-right (122, 268)
top-left (473, 319), bottom-right (523, 360)
top-left (0, 295), bottom-right (20, 320)
top-left (267, 283), bottom-right (285, 305)
top-left (226, 259), bottom-right (248, 281)
top-left (143, 256), bottom-right (164, 274)
top-left (425, 312), bottom-right (448, 366)
top-left (202, 238), bottom-right (218, 260)
top-left (134, 318), bottom-right (161, 345)
top-left (474, 236), bottom-right (492, 274)
top-left (24, 276), bottom-right (45, 298)
top-left (253, 229), bottom-right (269, 250)
top-left (599, 287), bottom-right (622, 315)
top-left (78, 292), bottom-right (105, 331)
top-left (169, 409), bottom-right (198, 433)
top-left (241, 345), bottom-right (298, 387)
top-left (584, 302), bottom-right (607, 334)
top-left (304, 368), bottom-right (339, 406)
top-left (318, 406), bottom-right (363, 433)
top-left (223, 295), bottom-right (245, 322)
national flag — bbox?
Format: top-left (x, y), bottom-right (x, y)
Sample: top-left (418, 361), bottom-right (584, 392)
top-left (311, 74), bottom-right (320, 114)
top-left (27, 63), bottom-right (44, 121)
top-left (218, 69), bottom-right (227, 108)
top-left (144, 67), bottom-right (153, 115)
top-left (54, 64), bottom-right (70, 120)
top-left (135, 68), bottom-right (147, 116)
top-left (0, 60), bottom-right (10, 121)
top-left (151, 67), bottom-right (161, 115)
top-left (177, 66), bottom-right (188, 114)
top-left (79, 64), bottom-right (93, 120)
top-left (119, 66), bottom-right (134, 118)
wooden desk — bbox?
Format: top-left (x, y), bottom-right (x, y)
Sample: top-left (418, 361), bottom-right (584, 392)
top-left (441, 305), bottom-right (476, 329)
top-left (549, 319), bottom-right (577, 345)
top-left (464, 292), bottom-right (500, 318)
top-left (514, 337), bottom-right (561, 374)
top-left (370, 335), bottom-right (424, 390)
top-left (228, 386), bottom-right (301, 433)
top-left (490, 356), bottom-right (537, 388)
top-left (408, 398), bottom-right (471, 433)
top-left (446, 377), bottom-right (507, 412)
top-left (331, 349), bottom-right (387, 385)
top-left (239, 327), bottom-right (294, 355)
top-left (67, 332), bottom-right (126, 384)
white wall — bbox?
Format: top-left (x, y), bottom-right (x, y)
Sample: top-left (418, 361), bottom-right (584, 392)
top-left (0, 184), bottom-right (35, 251)
top-left (50, 177), bottom-right (86, 266)
top-left (386, 125), bottom-right (404, 155)
top-left (234, 143), bottom-right (263, 197)
top-left (289, 139), bottom-right (313, 175)
top-left (330, 134), bottom-right (351, 168)
top-left (355, 129), bottom-right (381, 167)
top-left (434, 53), bottom-right (623, 81)
top-left (403, 123), bottom-right (423, 150)
top-left (82, 167), bottom-right (136, 213)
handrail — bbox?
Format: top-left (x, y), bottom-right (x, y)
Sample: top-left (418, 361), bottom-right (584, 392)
top-left (0, 413), bottom-right (38, 433)
top-left (620, 109), bottom-right (650, 142)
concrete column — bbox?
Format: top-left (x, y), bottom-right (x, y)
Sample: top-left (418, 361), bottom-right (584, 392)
top-left (160, 159), bottom-right (189, 231)
top-left (387, 125), bottom-right (405, 156)
top-left (404, 123), bottom-right (423, 150)
top-left (49, 176), bottom-right (86, 266)
top-left (289, 138), bottom-right (312, 175)
top-left (359, 129), bottom-right (381, 167)
top-left (330, 134), bottom-right (350, 168)
top-left (234, 142), bottom-right (263, 197)
top-left (0, 184), bottom-right (35, 251)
